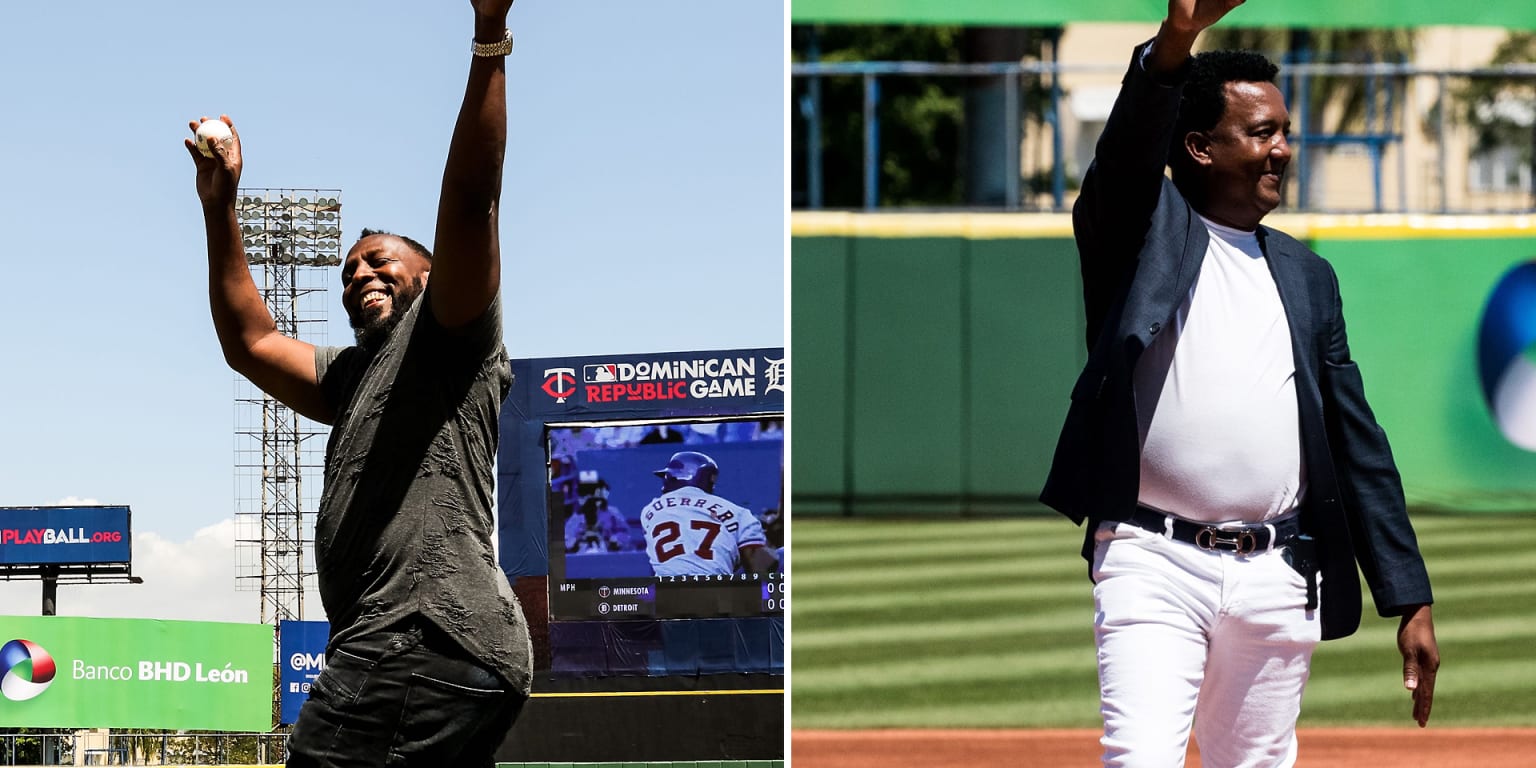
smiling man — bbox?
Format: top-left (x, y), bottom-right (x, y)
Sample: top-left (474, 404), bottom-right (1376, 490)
top-left (1040, 1), bottom-right (1440, 765)
top-left (186, 2), bottom-right (530, 766)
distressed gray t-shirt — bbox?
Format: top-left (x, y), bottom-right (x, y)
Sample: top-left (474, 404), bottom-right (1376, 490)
top-left (314, 289), bottom-right (531, 694)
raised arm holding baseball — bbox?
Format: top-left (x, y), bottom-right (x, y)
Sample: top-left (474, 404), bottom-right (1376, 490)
top-left (188, 3), bottom-right (532, 767)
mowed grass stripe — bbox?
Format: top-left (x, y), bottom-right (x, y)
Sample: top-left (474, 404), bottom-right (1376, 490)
top-left (1407, 551), bottom-right (1536, 579)
top-left (793, 564), bottom-right (1085, 601)
top-left (794, 600), bottom-right (1080, 631)
top-left (795, 690), bottom-right (1103, 729)
top-left (1406, 513), bottom-right (1536, 531)
top-left (792, 529), bottom-right (1077, 568)
top-left (794, 605), bottom-right (1093, 652)
top-left (1300, 656), bottom-right (1536, 726)
top-left (793, 517), bottom-right (1064, 547)
top-left (1409, 523), bottom-right (1536, 549)
top-left (799, 552), bottom-right (1082, 591)
top-left (793, 644), bottom-right (1095, 693)
top-left (796, 626), bottom-right (1091, 671)
top-left (794, 581), bottom-right (1090, 620)
top-left (1411, 577), bottom-right (1536, 604)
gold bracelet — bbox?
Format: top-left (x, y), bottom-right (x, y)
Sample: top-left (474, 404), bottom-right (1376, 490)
top-left (472, 29), bottom-right (513, 57)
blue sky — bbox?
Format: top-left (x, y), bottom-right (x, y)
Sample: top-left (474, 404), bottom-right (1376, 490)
top-left (0, 1), bottom-right (784, 620)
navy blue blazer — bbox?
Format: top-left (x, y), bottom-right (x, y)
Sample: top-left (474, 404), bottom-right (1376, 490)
top-left (1040, 43), bottom-right (1433, 641)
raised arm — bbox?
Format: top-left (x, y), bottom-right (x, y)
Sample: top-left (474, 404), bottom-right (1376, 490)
top-left (1087, 0), bottom-right (1247, 201)
top-left (186, 116), bottom-right (331, 424)
top-left (1072, 0), bottom-right (1247, 348)
top-left (429, 0), bottom-right (516, 330)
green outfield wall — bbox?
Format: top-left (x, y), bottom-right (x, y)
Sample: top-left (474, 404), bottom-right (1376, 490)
top-left (791, 212), bottom-right (1536, 515)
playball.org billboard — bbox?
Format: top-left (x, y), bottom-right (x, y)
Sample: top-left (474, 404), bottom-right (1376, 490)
top-left (0, 506), bottom-right (131, 565)
top-left (0, 616), bottom-right (270, 730)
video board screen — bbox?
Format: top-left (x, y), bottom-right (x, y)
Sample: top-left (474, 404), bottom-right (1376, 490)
top-left (546, 416), bottom-right (784, 621)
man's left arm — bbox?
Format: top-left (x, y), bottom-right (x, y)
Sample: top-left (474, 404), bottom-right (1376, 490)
top-left (431, 0), bottom-right (515, 331)
top-left (1320, 266), bottom-right (1439, 726)
top-left (733, 506), bottom-right (777, 576)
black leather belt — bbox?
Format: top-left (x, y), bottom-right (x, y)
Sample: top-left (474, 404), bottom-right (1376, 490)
top-left (1127, 505), bottom-right (1301, 555)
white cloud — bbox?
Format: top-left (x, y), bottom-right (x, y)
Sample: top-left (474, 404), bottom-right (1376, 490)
top-left (0, 516), bottom-right (323, 625)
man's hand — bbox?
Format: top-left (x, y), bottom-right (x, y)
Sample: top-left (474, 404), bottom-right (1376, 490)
top-left (1165, 0), bottom-right (1247, 36)
top-left (471, 0), bottom-right (514, 19)
top-left (1148, 0), bottom-right (1246, 75)
top-left (184, 115), bottom-right (242, 208)
top-left (1397, 603), bottom-right (1439, 727)
top-left (472, 0), bottom-right (514, 39)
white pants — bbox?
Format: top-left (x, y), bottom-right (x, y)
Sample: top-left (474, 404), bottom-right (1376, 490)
top-left (1091, 520), bottom-right (1321, 768)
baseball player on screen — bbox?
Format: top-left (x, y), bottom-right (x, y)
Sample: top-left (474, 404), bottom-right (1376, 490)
top-left (641, 451), bottom-right (778, 577)
top-left (1040, 1), bottom-right (1438, 765)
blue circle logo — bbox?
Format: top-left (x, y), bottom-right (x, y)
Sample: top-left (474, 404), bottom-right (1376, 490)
top-left (1478, 261), bottom-right (1536, 450)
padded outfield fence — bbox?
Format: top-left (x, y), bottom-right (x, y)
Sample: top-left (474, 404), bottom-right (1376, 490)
top-left (792, 213), bottom-right (1536, 518)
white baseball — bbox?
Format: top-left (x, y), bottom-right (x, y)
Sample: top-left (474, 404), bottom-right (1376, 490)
top-left (195, 119), bottom-right (233, 158)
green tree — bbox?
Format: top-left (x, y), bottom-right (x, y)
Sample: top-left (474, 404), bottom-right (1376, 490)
top-left (792, 25), bottom-right (965, 207)
top-left (792, 26), bottom-right (1060, 208)
top-left (0, 729), bottom-right (72, 765)
top-left (1203, 28), bottom-right (1416, 136)
top-left (1455, 32), bottom-right (1536, 184)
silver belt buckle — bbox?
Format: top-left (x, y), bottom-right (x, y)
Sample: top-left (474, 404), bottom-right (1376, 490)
top-left (1195, 526), bottom-right (1258, 555)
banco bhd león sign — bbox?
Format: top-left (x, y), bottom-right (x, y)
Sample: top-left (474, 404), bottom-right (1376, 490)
top-left (0, 616), bottom-right (270, 730)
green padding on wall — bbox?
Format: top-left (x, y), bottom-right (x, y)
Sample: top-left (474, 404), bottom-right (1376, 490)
top-left (966, 239), bottom-right (1085, 497)
top-left (791, 233), bottom-right (1084, 513)
top-left (790, 236), bottom-right (849, 503)
top-left (850, 237), bottom-right (966, 497)
top-left (791, 0), bottom-right (1536, 30)
top-left (1321, 237), bottom-right (1536, 510)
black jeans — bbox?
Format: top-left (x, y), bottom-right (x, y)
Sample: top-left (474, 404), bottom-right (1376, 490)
top-left (286, 618), bottom-right (526, 768)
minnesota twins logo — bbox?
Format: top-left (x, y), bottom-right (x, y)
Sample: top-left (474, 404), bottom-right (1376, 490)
top-left (541, 368), bottom-right (577, 403)
top-left (0, 639), bottom-right (57, 702)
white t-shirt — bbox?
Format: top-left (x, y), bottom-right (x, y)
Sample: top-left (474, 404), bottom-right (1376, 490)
top-left (1133, 216), bottom-right (1305, 524)
top-left (641, 486), bottom-right (768, 576)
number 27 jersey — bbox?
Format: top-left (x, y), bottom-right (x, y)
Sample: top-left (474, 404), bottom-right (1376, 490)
top-left (641, 486), bottom-right (767, 577)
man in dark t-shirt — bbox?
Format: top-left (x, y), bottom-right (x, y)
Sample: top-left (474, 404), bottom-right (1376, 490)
top-left (185, 2), bottom-right (527, 766)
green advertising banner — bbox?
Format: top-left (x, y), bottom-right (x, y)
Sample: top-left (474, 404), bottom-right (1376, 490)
top-left (791, 0), bottom-right (1536, 30)
top-left (0, 616), bottom-right (271, 730)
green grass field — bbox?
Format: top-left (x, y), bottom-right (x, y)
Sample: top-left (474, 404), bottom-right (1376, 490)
top-left (790, 513), bottom-right (1536, 729)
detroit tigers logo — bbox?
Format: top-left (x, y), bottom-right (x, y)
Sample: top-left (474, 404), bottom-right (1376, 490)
top-left (541, 368), bottom-right (576, 403)
top-left (764, 357), bottom-right (786, 395)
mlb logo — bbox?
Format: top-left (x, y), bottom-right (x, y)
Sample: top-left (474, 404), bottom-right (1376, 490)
top-left (584, 364), bottom-right (618, 383)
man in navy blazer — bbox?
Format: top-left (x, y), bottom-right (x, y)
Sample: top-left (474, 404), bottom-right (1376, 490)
top-left (1040, 1), bottom-right (1439, 763)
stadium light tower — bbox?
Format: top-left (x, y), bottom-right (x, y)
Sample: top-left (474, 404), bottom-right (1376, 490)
top-left (232, 189), bottom-right (342, 625)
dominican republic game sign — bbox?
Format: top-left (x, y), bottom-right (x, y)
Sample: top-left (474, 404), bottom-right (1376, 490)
top-left (0, 616), bottom-right (270, 730)
top-left (0, 506), bottom-right (131, 566)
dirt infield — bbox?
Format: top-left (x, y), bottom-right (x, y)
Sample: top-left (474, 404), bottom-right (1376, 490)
top-left (793, 728), bottom-right (1536, 767)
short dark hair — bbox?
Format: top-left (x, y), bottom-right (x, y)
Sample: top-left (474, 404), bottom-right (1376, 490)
top-left (358, 228), bottom-right (433, 262)
top-left (1168, 50), bottom-right (1281, 170)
